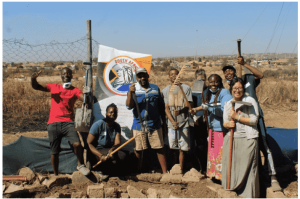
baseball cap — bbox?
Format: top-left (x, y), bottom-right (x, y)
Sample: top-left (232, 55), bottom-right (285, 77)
top-left (222, 65), bottom-right (236, 73)
top-left (136, 67), bottom-right (148, 75)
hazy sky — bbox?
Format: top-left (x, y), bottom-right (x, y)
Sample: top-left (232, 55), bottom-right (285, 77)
top-left (2, 1), bottom-right (298, 60)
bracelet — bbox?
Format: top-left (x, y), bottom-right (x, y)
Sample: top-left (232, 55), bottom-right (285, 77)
top-left (238, 115), bottom-right (241, 122)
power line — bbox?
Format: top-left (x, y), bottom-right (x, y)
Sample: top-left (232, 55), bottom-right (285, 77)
top-left (292, 42), bottom-right (298, 53)
top-left (265, 2), bottom-right (285, 53)
top-left (275, 3), bottom-right (292, 53)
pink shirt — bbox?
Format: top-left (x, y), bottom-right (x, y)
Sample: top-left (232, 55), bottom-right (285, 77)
top-left (46, 84), bottom-right (83, 124)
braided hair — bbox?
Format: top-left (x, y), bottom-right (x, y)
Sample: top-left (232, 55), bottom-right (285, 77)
top-left (205, 74), bottom-right (224, 104)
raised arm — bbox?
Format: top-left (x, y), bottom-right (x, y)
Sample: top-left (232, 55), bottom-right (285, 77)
top-left (31, 71), bottom-right (49, 92)
top-left (238, 56), bottom-right (264, 79)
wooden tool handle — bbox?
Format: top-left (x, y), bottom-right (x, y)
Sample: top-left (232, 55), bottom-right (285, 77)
top-left (92, 136), bottom-right (136, 168)
top-left (227, 105), bottom-right (235, 189)
top-left (178, 84), bottom-right (192, 110)
top-left (133, 92), bottom-right (145, 130)
top-left (237, 39), bottom-right (241, 57)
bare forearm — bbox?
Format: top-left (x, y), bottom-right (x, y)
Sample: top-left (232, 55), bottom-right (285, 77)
top-left (165, 106), bottom-right (175, 123)
top-left (31, 78), bottom-right (48, 91)
top-left (244, 63), bottom-right (264, 79)
top-left (88, 143), bottom-right (102, 157)
top-left (126, 92), bottom-right (135, 108)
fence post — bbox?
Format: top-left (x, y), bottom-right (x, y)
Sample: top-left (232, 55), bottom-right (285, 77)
top-left (86, 20), bottom-right (93, 105)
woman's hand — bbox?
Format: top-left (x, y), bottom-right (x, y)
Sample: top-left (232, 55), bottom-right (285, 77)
top-left (226, 121), bottom-right (235, 129)
top-left (229, 109), bottom-right (238, 120)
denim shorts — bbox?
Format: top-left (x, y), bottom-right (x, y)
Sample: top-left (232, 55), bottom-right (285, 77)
top-left (47, 122), bottom-right (80, 154)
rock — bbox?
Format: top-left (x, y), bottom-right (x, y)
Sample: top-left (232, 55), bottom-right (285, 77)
top-left (87, 184), bottom-right (104, 198)
top-left (169, 194), bottom-right (179, 198)
top-left (72, 171), bottom-right (92, 184)
top-left (182, 168), bottom-right (205, 182)
top-left (206, 179), bottom-right (223, 192)
top-left (45, 192), bottom-right (60, 198)
top-left (71, 191), bottom-right (86, 198)
top-left (37, 174), bottom-right (46, 183)
top-left (157, 189), bottom-right (171, 198)
top-left (42, 179), bottom-right (49, 186)
top-left (23, 184), bottom-right (47, 193)
top-left (127, 185), bottom-right (147, 198)
top-left (3, 184), bottom-right (6, 192)
top-left (120, 193), bottom-right (129, 198)
top-left (169, 164), bottom-right (182, 175)
top-left (266, 187), bottom-right (287, 198)
top-left (160, 173), bottom-right (182, 183)
top-left (4, 184), bottom-right (24, 194)
top-left (33, 179), bottom-right (41, 185)
top-left (217, 188), bottom-right (237, 198)
top-left (45, 176), bottom-right (70, 188)
top-left (137, 173), bottom-right (162, 182)
top-left (147, 188), bottom-right (158, 198)
top-left (104, 187), bottom-right (117, 198)
top-left (18, 167), bottom-right (35, 181)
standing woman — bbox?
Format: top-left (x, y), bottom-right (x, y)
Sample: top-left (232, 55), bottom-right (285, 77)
top-left (191, 74), bottom-right (232, 181)
top-left (222, 77), bottom-right (260, 198)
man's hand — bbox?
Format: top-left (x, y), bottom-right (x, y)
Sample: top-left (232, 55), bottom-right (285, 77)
top-left (31, 70), bottom-right (42, 79)
top-left (99, 154), bottom-right (108, 162)
top-left (237, 56), bottom-right (245, 65)
top-left (129, 83), bottom-right (136, 93)
top-left (171, 121), bottom-right (179, 129)
top-left (190, 108), bottom-right (197, 115)
top-left (173, 76), bottom-right (181, 85)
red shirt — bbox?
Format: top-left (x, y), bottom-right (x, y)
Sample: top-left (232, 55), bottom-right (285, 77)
top-left (47, 84), bottom-right (83, 124)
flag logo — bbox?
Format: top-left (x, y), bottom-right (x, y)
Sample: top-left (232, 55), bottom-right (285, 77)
top-left (103, 56), bottom-right (141, 96)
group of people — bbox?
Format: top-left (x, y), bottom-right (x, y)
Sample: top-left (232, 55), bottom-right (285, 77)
top-left (31, 56), bottom-right (281, 198)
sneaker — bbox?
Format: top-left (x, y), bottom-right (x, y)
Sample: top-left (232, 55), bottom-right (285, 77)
top-left (77, 164), bottom-right (90, 176)
top-left (94, 171), bottom-right (109, 181)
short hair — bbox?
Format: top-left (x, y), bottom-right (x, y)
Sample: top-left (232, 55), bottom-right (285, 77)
top-left (195, 69), bottom-right (206, 80)
top-left (168, 68), bottom-right (179, 75)
top-left (229, 77), bottom-right (245, 93)
top-left (106, 103), bottom-right (118, 113)
top-left (61, 67), bottom-right (72, 75)
top-left (205, 74), bottom-right (224, 104)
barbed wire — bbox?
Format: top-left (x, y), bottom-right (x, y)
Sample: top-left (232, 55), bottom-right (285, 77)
top-left (3, 36), bottom-right (100, 63)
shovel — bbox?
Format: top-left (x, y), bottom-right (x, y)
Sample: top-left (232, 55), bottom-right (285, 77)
top-left (227, 100), bottom-right (252, 189)
top-left (169, 87), bottom-right (181, 149)
top-left (192, 79), bottom-right (209, 132)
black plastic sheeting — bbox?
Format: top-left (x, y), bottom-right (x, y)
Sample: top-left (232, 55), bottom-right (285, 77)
top-left (3, 127), bottom-right (298, 175)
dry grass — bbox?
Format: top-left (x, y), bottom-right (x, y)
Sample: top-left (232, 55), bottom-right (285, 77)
top-left (2, 66), bottom-right (298, 132)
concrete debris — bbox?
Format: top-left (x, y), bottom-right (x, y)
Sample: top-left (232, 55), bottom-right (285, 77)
top-left (4, 183), bottom-right (24, 194)
top-left (3, 184), bottom-right (6, 192)
top-left (206, 179), bottom-right (223, 192)
top-left (127, 185), bottom-right (147, 198)
top-left (45, 176), bottom-right (70, 189)
top-left (160, 173), bottom-right (182, 183)
top-left (147, 188), bottom-right (158, 198)
top-left (217, 188), bottom-right (238, 198)
top-left (147, 188), bottom-right (171, 198)
top-left (266, 187), bottom-right (287, 198)
top-left (137, 173), bottom-right (162, 182)
top-left (119, 193), bottom-right (129, 198)
top-left (169, 164), bottom-right (182, 175)
top-left (37, 174), bottom-right (46, 183)
top-left (104, 187), bottom-right (117, 198)
top-left (71, 191), bottom-right (86, 198)
top-left (72, 171), bottom-right (92, 184)
top-left (87, 184), bottom-right (104, 198)
top-left (18, 167), bottom-right (35, 181)
top-left (182, 168), bottom-right (205, 182)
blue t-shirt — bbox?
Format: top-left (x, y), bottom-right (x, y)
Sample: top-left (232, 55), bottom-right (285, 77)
top-left (89, 119), bottom-right (121, 149)
top-left (204, 88), bottom-right (232, 132)
top-left (126, 82), bottom-right (164, 131)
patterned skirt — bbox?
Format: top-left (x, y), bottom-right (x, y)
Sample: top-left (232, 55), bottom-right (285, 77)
top-left (206, 129), bottom-right (225, 180)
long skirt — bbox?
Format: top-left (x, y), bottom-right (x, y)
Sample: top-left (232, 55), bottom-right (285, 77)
top-left (221, 135), bottom-right (260, 198)
top-left (206, 129), bottom-right (225, 180)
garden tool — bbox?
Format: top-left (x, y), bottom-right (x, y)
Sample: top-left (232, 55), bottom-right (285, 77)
top-left (192, 79), bottom-right (209, 132)
top-left (74, 62), bottom-right (93, 132)
top-left (236, 39), bottom-right (243, 78)
top-left (227, 100), bottom-right (252, 189)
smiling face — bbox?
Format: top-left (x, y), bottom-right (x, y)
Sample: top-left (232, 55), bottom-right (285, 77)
top-left (231, 82), bottom-right (244, 101)
top-left (223, 68), bottom-right (235, 81)
top-left (208, 75), bottom-right (220, 92)
top-left (136, 73), bottom-right (149, 88)
top-left (61, 68), bottom-right (73, 83)
top-left (106, 107), bottom-right (118, 122)
top-left (169, 69), bottom-right (179, 84)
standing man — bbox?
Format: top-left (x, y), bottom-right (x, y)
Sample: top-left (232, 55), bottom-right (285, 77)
top-left (31, 67), bottom-right (90, 176)
top-left (222, 57), bottom-right (282, 191)
top-left (126, 67), bottom-right (168, 174)
top-left (162, 68), bottom-right (193, 174)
